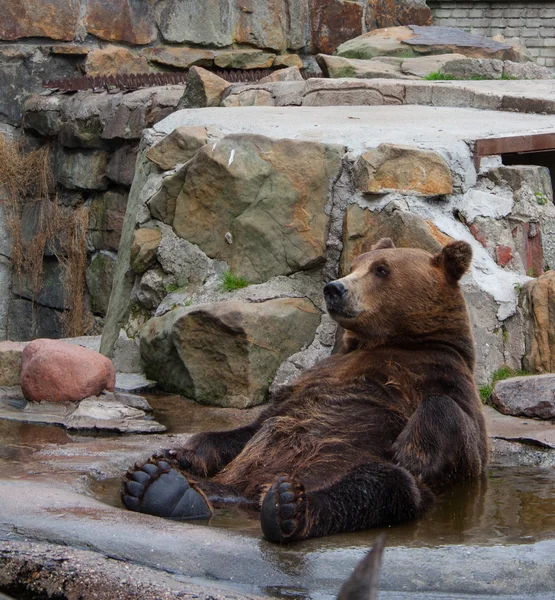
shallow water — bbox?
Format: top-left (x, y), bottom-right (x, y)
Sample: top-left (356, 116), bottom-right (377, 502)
top-left (2, 393), bottom-right (555, 550)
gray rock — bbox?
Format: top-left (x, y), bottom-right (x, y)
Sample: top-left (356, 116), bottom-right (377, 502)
top-left (141, 297), bottom-right (321, 407)
top-left (106, 144), bottom-right (139, 187)
top-left (132, 267), bottom-right (176, 311)
top-left (157, 223), bottom-right (215, 286)
top-left (7, 394), bottom-right (167, 433)
top-left (7, 298), bottom-right (63, 341)
top-left (492, 374), bottom-right (555, 419)
top-left (157, 0), bottom-right (232, 46)
top-left (440, 58), bottom-right (504, 80)
top-left (12, 257), bottom-right (66, 310)
top-left (87, 190), bottom-right (128, 253)
top-left (56, 148), bottom-right (109, 191)
top-left (147, 164), bottom-right (188, 224)
top-left (503, 61), bottom-right (554, 80)
top-left (0, 52), bottom-right (77, 126)
top-left (112, 329), bottom-right (143, 374)
top-left (115, 372), bottom-right (157, 393)
top-left (86, 251), bottom-right (118, 316)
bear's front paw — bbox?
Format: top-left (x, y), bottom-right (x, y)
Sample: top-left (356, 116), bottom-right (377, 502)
top-left (122, 459), bottom-right (213, 520)
top-left (260, 475), bottom-right (308, 543)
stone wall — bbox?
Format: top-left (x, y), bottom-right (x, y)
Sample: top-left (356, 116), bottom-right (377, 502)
top-left (428, 1), bottom-right (555, 67)
top-left (0, 85), bottom-right (182, 343)
top-left (0, 0), bottom-right (431, 127)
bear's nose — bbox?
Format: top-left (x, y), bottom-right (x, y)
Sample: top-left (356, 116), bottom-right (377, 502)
top-left (324, 281), bottom-right (347, 303)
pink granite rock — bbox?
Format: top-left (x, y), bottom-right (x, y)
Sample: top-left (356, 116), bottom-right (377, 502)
top-left (21, 339), bottom-right (116, 403)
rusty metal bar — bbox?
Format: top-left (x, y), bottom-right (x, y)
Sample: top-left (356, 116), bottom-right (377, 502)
top-left (475, 133), bottom-right (555, 157)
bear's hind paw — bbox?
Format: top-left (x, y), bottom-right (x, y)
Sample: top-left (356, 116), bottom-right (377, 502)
top-left (261, 475), bottom-right (308, 543)
top-left (122, 460), bottom-right (213, 520)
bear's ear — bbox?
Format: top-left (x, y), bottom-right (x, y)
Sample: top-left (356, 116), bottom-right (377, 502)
top-left (371, 238), bottom-right (395, 251)
top-left (432, 241), bottom-right (472, 283)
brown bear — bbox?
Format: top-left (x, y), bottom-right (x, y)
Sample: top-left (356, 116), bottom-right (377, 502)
top-left (122, 238), bottom-right (488, 543)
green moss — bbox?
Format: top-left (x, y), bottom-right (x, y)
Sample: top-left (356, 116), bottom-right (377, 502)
top-left (479, 366), bottom-right (530, 404)
top-left (422, 70), bottom-right (457, 81)
top-left (165, 282), bottom-right (179, 293)
top-left (422, 71), bottom-right (521, 82)
top-left (219, 270), bottom-right (250, 292)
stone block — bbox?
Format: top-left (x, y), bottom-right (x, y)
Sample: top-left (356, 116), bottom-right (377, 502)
top-left (85, 46), bottom-right (150, 77)
top-left (310, 0), bottom-right (364, 54)
top-left (141, 298), bottom-right (321, 407)
top-left (273, 54), bottom-right (304, 68)
top-left (353, 144), bottom-right (453, 196)
top-left (173, 134), bottom-right (343, 283)
top-left (130, 228), bottom-right (162, 274)
top-left (141, 47), bottom-right (214, 69)
top-left (176, 67), bottom-right (231, 110)
top-left (157, 0), bottom-right (233, 46)
top-left (7, 297), bottom-right (64, 341)
top-left (57, 148), bottom-right (109, 191)
top-left (106, 144), bottom-right (139, 187)
top-left (523, 272), bottom-right (555, 373)
top-left (85, 0), bottom-right (157, 45)
top-left (21, 339), bottom-right (115, 403)
top-left (341, 202), bottom-right (451, 275)
top-left (233, 0), bottom-right (286, 51)
top-left (12, 257), bottom-right (66, 310)
top-left (0, 0), bottom-right (79, 41)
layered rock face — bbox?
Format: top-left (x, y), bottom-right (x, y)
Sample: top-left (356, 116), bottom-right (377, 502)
top-left (0, 0), bottom-right (432, 127)
top-left (99, 104), bottom-right (555, 406)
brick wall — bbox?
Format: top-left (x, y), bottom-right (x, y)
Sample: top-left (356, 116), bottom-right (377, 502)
top-left (428, 1), bottom-right (555, 67)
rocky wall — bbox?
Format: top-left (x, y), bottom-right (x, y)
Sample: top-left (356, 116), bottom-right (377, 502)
top-left (0, 0), bottom-right (432, 127)
top-left (0, 85), bottom-right (182, 344)
top-left (100, 108), bottom-right (555, 406)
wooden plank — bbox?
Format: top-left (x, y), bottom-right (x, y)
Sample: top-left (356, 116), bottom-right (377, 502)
top-left (475, 133), bottom-right (555, 157)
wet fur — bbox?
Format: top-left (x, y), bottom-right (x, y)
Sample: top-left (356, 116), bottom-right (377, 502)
top-left (124, 240), bottom-right (488, 541)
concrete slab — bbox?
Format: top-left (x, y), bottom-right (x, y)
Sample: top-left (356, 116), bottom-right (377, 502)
top-left (154, 105), bottom-right (555, 156)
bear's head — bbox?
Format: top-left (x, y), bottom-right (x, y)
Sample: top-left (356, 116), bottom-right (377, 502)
top-left (324, 238), bottom-right (473, 346)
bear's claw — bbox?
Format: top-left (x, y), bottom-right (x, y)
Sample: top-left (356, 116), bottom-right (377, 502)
top-left (122, 459), bottom-right (213, 520)
top-left (261, 475), bottom-right (308, 543)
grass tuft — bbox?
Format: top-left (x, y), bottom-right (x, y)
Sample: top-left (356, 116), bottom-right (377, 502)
top-left (479, 366), bottom-right (530, 404)
top-left (219, 270), bottom-right (250, 292)
top-left (422, 70), bottom-right (457, 81)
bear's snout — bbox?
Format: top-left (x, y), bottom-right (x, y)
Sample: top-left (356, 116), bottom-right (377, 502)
top-left (324, 281), bottom-right (347, 312)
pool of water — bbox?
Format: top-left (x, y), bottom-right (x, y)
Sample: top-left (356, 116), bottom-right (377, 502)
top-left (2, 392), bottom-right (555, 550)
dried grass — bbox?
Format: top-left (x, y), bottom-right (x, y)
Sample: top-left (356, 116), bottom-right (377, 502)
top-left (0, 134), bottom-right (90, 337)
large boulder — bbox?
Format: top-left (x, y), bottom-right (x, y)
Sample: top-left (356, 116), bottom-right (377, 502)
top-left (0, 0), bottom-right (79, 40)
top-left (336, 26), bottom-right (522, 62)
top-left (492, 375), bottom-right (555, 419)
top-left (172, 134), bottom-right (343, 283)
top-left (21, 339), bottom-right (116, 403)
top-left (141, 298), bottom-right (321, 408)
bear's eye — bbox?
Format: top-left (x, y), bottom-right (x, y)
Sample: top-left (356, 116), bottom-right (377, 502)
top-left (375, 265), bottom-right (389, 278)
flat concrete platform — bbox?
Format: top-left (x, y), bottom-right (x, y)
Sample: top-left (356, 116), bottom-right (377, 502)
top-left (155, 105), bottom-right (555, 155)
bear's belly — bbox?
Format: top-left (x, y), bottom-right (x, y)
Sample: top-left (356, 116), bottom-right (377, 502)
top-left (214, 394), bottom-right (407, 496)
